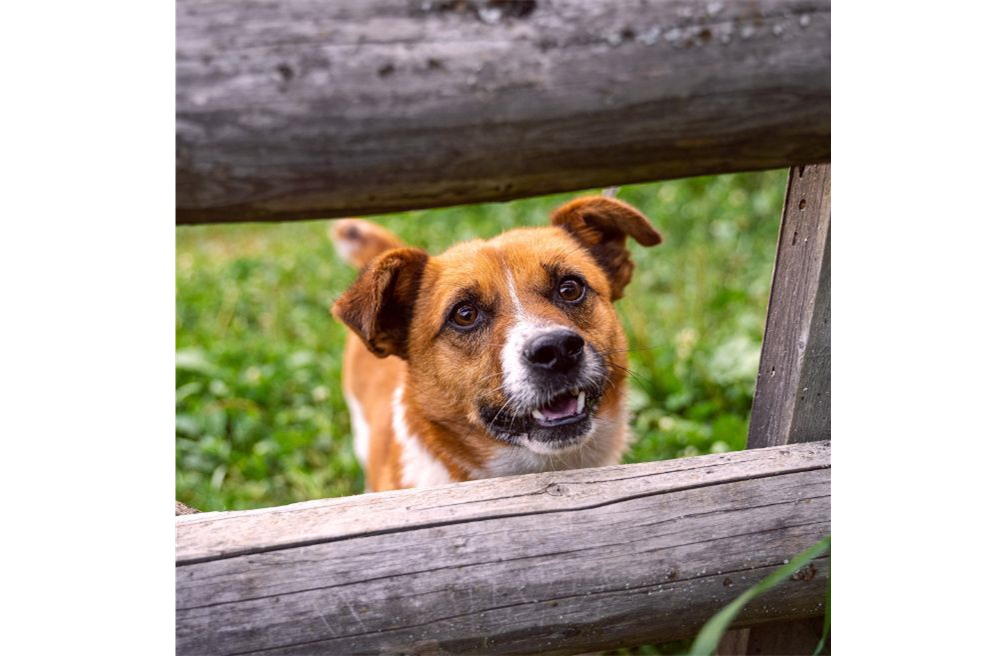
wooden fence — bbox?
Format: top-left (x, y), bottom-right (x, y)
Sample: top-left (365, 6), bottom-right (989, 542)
top-left (176, 0), bottom-right (830, 224)
top-left (176, 1), bottom-right (831, 653)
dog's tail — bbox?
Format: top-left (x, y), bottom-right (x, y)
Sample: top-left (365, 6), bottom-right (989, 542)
top-left (330, 219), bottom-right (406, 269)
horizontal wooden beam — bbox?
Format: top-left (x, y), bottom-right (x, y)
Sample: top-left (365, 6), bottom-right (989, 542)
top-left (176, 442), bottom-right (830, 655)
top-left (176, 0), bottom-right (831, 224)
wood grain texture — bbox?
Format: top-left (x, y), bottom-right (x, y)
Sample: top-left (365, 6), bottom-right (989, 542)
top-left (726, 164), bottom-right (831, 656)
top-left (176, 0), bottom-right (831, 224)
top-left (176, 442), bottom-right (830, 655)
top-left (746, 616), bottom-right (827, 655)
top-left (177, 500), bottom-right (201, 516)
top-left (747, 164), bottom-right (831, 448)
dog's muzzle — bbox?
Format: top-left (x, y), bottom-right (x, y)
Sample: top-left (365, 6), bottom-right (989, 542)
top-left (481, 328), bottom-right (606, 447)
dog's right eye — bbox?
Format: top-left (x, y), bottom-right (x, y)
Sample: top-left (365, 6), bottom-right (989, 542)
top-left (557, 277), bottom-right (585, 302)
top-left (450, 303), bottom-right (479, 328)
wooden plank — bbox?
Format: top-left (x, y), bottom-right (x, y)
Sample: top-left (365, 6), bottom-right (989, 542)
top-left (176, 500), bottom-right (201, 516)
top-left (176, 0), bottom-right (831, 224)
top-left (723, 164), bottom-right (831, 655)
top-left (746, 617), bottom-right (827, 655)
top-left (176, 442), bottom-right (830, 655)
top-left (747, 164), bottom-right (831, 448)
top-left (177, 441), bottom-right (828, 564)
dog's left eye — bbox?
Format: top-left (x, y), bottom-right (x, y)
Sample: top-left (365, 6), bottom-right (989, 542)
top-left (450, 303), bottom-right (479, 328)
top-left (556, 277), bottom-right (586, 302)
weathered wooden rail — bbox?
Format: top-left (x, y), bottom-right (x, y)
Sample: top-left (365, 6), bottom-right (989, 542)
top-left (177, 442), bottom-right (829, 655)
top-left (176, 0), bottom-right (830, 224)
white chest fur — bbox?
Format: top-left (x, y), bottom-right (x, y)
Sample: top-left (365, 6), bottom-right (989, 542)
top-left (392, 385), bottom-right (455, 488)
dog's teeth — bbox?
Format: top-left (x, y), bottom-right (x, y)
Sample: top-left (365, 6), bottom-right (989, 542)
top-left (577, 391), bottom-right (586, 413)
top-left (532, 409), bottom-right (546, 421)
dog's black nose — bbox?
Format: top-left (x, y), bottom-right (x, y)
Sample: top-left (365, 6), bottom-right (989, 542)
top-left (524, 330), bottom-right (585, 373)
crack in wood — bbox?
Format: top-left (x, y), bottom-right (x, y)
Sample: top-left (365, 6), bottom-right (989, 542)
top-left (217, 554), bottom-right (831, 655)
top-left (177, 462), bottom-right (829, 566)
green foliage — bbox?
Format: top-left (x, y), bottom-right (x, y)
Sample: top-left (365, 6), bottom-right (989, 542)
top-left (175, 170), bottom-right (786, 511)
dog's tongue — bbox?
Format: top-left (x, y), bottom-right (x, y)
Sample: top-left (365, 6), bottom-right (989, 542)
top-left (540, 393), bottom-right (578, 420)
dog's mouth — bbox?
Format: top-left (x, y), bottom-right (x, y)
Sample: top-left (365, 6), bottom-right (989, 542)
top-left (479, 385), bottom-right (603, 446)
top-left (531, 388), bottom-right (587, 426)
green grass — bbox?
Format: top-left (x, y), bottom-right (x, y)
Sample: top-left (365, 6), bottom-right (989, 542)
top-left (176, 170), bottom-right (787, 511)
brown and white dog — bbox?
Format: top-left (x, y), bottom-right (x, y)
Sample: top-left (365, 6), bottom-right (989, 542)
top-left (331, 197), bottom-right (661, 492)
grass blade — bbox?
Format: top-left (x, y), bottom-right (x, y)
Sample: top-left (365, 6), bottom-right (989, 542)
top-left (688, 535), bottom-right (831, 656)
top-left (812, 565), bottom-right (831, 656)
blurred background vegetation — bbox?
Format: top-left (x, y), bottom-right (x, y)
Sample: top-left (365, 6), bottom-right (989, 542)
top-left (176, 170), bottom-right (786, 512)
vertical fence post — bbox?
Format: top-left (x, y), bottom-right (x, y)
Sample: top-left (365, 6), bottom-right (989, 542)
top-left (718, 163), bottom-right (831, 655)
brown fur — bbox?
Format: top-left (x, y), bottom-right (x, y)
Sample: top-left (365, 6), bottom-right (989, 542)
top-left (331, 197), bottom-right (661, 491)
top-left (330, 219), bottom-right (404, 268)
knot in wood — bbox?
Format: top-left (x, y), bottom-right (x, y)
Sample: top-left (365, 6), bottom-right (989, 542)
top-left (545, 483), bottom-right (567, 496)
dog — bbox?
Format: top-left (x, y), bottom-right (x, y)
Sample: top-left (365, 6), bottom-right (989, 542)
top-left (330, 196), bottom-right (661, 492)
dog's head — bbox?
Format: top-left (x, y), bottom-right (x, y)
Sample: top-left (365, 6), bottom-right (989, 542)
top-left (333, 197), bottom-right (661, 454)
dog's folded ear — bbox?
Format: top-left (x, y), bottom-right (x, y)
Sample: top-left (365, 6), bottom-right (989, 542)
top-left (550, 196), bottom-right (662, 300)
top-left (332, 247), bottom-right (428, 359)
